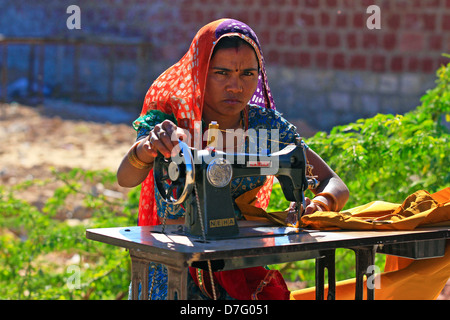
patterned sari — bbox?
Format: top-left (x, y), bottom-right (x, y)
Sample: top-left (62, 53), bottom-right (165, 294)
top-left (133, 19), bottom-right (290, 300)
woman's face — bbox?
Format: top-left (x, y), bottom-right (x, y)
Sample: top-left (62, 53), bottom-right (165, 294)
top-left (203, 44), bottom-right (259, 124)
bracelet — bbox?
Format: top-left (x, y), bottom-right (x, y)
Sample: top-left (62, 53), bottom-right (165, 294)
top-left (315, 192), bottom-right (338, 211)
top-left (127, 141), bottom-right (153, 170)
top-left (312, 199), bottom-right (331, 212)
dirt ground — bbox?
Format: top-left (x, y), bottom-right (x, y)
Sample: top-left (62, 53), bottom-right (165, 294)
top-left (0, 101), bottom-right (448, 300)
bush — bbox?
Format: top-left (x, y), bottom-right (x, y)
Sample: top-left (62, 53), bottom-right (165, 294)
top-left (269, 60), bottom-right (450, 286)
top-left (0, 168), bottom-right (137, 299)
top-left (307, 60), bottom-right (449, 208)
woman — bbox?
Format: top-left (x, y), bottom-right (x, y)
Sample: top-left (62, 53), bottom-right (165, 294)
top-left (117, 19), bottom-right (349, 300)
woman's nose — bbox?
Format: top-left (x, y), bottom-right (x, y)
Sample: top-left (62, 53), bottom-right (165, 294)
top-left (226, 75), bottom-right (243, 93)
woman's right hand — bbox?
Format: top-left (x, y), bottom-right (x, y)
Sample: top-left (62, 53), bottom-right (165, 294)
top-left (138, 120), bottom-right (188, 161)
top-left (117, 120), bottom-right (188, 188)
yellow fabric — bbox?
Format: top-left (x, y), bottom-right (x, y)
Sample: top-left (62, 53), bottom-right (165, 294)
top-left (235, 185), bottom-right (289, 226)
top-left (299, 188), bottom-right (450, 231)
top-left (235, 187), bottom-right (450, 300)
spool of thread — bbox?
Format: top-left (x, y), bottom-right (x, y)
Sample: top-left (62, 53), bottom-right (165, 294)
top-left (207, 121), bottom-right (219, 147)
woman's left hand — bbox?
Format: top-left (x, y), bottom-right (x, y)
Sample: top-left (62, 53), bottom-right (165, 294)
top-left (285, 197), bottom-right (327, 226)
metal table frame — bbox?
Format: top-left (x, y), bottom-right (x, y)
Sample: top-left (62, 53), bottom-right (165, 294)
top-left (86, 222), bottom-right (449, 300)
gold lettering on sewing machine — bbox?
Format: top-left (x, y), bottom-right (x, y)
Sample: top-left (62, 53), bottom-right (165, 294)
top-left (209, 218), bottom-right (236, 228)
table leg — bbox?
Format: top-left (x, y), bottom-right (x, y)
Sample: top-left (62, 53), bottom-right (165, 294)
top-left (315, 249), bottom-right (336, 300)
top-left (130, 256), bottom-right (149, 300)
top-left (129, 250), bottom-right (188, 300)
top-left (352, 246), bottom-right (377, 300)
top-left (167, 265), bottom-right (189, 300)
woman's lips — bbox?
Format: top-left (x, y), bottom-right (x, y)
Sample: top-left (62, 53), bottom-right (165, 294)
top-left (223, 99), bottom-right (242, 105)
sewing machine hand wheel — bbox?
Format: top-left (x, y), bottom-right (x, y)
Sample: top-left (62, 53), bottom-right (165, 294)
top-left (154, 141), bottom-right (195, 205)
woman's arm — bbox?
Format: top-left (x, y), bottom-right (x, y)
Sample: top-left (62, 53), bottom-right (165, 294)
top-left (302, 147), bottom-right (349, 215)
top-left (117, 120), bottom-right (187, 188)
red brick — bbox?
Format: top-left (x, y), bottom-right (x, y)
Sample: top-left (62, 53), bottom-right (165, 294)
top-left (300, 13), bottom-right (315, 27)
top-left (267, 11), bottom-right (280, 25)
top-left (346, 33), bottom-right (358, 49)
top-left (404, 14), bottom-right (419, 29)
top-left (194, 9), bottom-right (204, 22)
top-left (320, 12), bottom-right (331, 27)
top-left (447, 0), bottom-right (450, 8)
top-left (443, 15), bottom-right (450, 30)
top-left (407, 57), bottom-right (420, 72)
top-left (180, 9), bottom-right (193, 24)
top-left (267, 50), bottom-right (280, 64)
top-left (284, 52), bottom-right (298, 67)
top-left (343, 0), bottom-right (355, 8)
top-left (428, 0), bottom-right (440, 6)
top-left (336, 13), bottom-right (347, 27)
top-left (326, 0), bottom-right (337, 6)
top-left (422, 14), bottom-right (436, 31)
top-left (429, 35), bottom-right (443, 51)
top-left (315, 52), bottom-right (328, 68)
top-left (253, 10), bottom-right (262, 25)
top-left (362, 33), bottom-right (378, 49)
top-left (421, 58), bottom-right (434, 73)
top-left (371, 55), bottom-right (386, 72)
top-left (390, 56), bottom-right (404, 73)
top-left (361, 0), bottom-right (374, 6)
top-left (387, 13), bottom-right (401, 30)
top-left (299, 52), bottom-right (311, 68)
top-left (275, 30), bottom-right (287, 45)
top-left (305, 0), bottom-right (319, 8)
top-left (350, 55), bottom-right (366, 70)
top-left (410, 0), bottom-right (421, 8)
top-left (399, 33), bottom-right (424, 51)
top-left (285, 11), bottom-right (295, 27)
top-left (353, 13), bottom-right (365, 28)
top-left (332, 53), bottom-right (346, 69)
top-left (259, 30), bottom-right (271, 46)
top-left (325, 32), bottom-right (340, 48)
top-left (382, 33), bottom-right (397, 50)
top-left (290, 32), bottom-right (302, 46)
top-left (307, 32), bottom-right (320, 46)
top-left (235, 11), bottom-right (250, 24)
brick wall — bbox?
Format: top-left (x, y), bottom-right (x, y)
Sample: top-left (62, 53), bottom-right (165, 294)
top-left (1, 0), bottom-right (449, 131)
top-left (180, 0), bottom-right (450, 73)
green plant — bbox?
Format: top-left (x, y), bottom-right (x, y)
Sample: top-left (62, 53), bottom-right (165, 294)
top-left (307, 60), bottom-right (449, 208)
top-left (269, 60), bottom-right (450, 286)
top-left (0, 168), bottom-right (136, 299)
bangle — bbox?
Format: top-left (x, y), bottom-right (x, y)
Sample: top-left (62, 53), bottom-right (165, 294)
top-left (312, 199), bottom-right (331, 212)
top-left (315, 192), bottom-right (338, 211)
top-left (127, 141), bottom-right (153, 170)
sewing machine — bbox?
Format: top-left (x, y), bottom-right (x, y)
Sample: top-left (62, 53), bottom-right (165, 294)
top-left (153, 137), bottom-right (311, 240)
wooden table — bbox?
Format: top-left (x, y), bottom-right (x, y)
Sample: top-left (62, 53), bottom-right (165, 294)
top-left (86, 221), bottom-right (449, 300)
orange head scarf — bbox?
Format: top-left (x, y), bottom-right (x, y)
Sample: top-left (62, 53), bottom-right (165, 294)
top-left (136, 19), bottom-right (276, 226)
